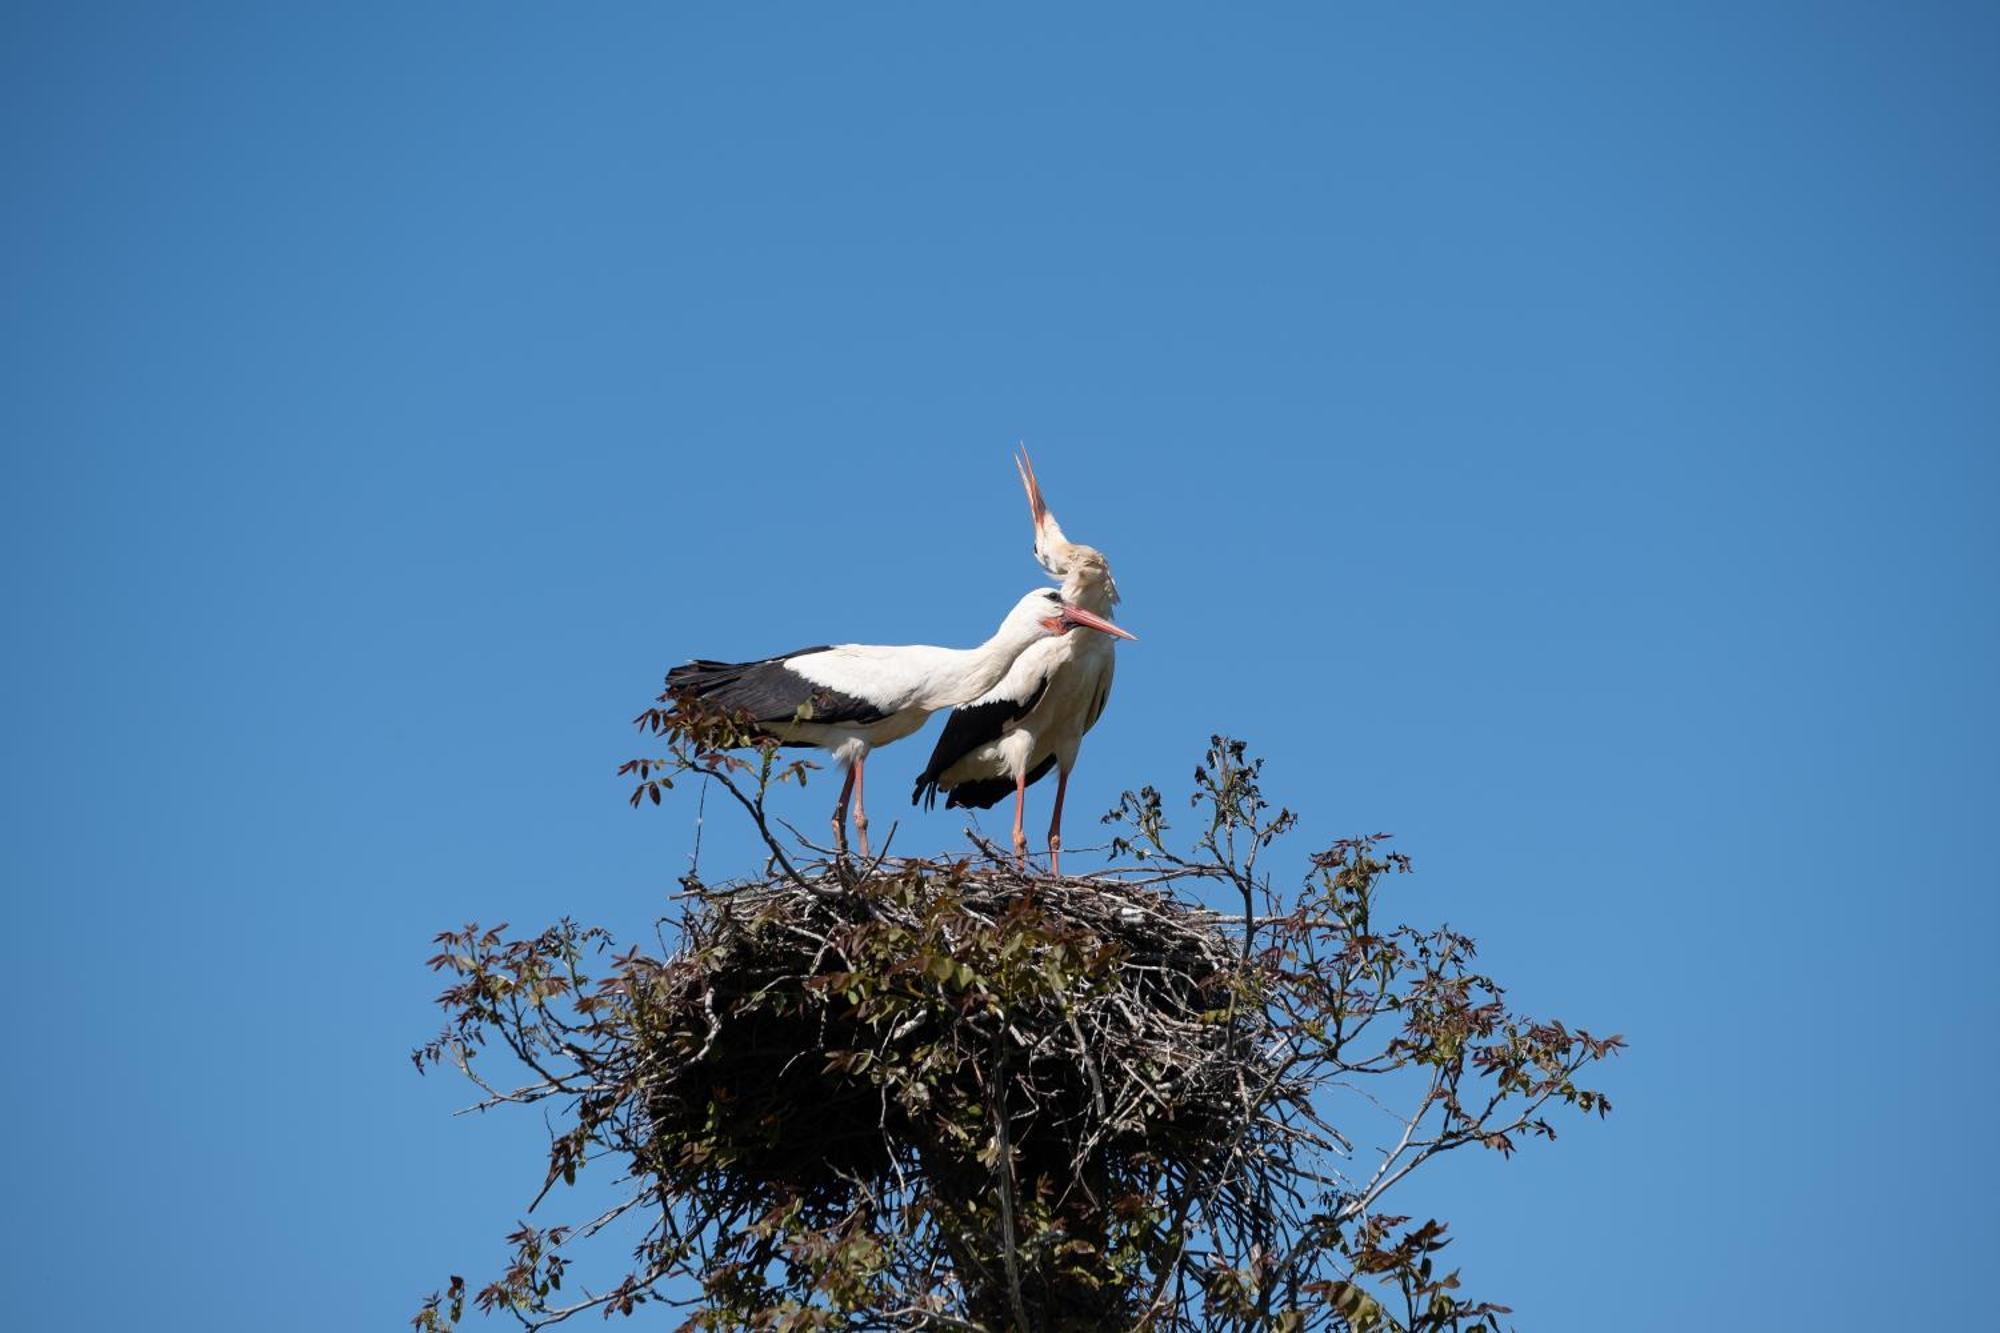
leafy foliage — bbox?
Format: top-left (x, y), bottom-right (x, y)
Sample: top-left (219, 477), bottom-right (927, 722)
top-left (413, 706), bottom-right (1622, 1331)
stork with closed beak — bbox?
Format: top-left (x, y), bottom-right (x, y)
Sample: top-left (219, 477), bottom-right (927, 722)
top-left (667, 587), bottom-right (1134, 859)
top-left (912, 448), bottom-right (1124, 875)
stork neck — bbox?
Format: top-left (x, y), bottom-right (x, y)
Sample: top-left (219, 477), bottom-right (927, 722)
top-left (932, 619), bottom-right (1043, 709)
top-left (1061, 560), bottom-right (1118, 617)
top-left (1065, 581), bottom-right (1116, 618)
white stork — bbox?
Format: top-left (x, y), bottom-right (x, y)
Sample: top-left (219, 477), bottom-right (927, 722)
top-left (667, 587), bottom-right (1134, 859)
top-left (912, 448), bottom-right (1123, 875)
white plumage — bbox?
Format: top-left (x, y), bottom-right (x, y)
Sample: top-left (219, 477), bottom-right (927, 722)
top-left (669, 586), bottom-right (1131, 859)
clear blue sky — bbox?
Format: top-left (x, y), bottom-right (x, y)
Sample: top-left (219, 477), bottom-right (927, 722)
top-left (4, 3), bottom-right (1994, 1328)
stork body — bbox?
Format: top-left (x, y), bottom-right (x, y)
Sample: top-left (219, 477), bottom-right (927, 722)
top-left (913, 450), bottom-right (1122, 875)
top-left (668, 589), bottom-right (1131, 859)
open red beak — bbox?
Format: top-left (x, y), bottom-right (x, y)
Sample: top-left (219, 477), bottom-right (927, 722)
top-left (1059, 603), bottom-right (1136, 641)
top-left (1016, 445), bottom-right (1050, 533)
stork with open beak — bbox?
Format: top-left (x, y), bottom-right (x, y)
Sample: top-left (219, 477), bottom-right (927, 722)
top-left (667, 587), bottom-right (1134, 859)
top-left (912, 448), bottom-right (1124, 875)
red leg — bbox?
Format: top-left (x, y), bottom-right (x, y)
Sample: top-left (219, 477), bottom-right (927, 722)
top-left (1047, 765), bottom-right (1070, 877)
top-left (851, 753), bottom-right (872, 860)
top-left (1011, 769), bottom-right (1029, 867)
top-left (832, 763), bottom-right (857, 855)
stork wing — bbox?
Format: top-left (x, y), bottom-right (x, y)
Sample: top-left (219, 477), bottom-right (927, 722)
top-left (910, 671), bottom-right (1050, 808)
top-left (667, 646), bottom-right (891, 725)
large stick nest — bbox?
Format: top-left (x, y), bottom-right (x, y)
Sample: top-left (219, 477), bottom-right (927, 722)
top-left (630, 849), bottom-right (1291, 1227)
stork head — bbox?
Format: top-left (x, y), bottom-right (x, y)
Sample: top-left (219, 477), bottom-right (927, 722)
top-left (1002, 588), bottom-right (1137, 643)
top-left (1017, 446), bottom-right (1120, 613)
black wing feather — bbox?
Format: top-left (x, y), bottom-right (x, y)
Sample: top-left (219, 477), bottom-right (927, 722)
top-left (666, 646), bottom-right (889, 729)
top-left (938, 754), bottom-right (1059, 810)
top-left (910, 679), bottom-right (1049, 808)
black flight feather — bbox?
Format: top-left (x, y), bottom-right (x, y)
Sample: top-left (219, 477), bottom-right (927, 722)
top-left (932, 754), bottom-right (1059, 811)
top-left (910, 679), bottom-right (1050, 808)
top-left (666, 646), bottom-right (889, 730)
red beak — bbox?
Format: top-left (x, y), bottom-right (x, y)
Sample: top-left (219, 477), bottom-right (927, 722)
top-left (1060, 603), bottom-right (1136, 641)
top-left (1016, 445), bottom-right (1050, 533)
